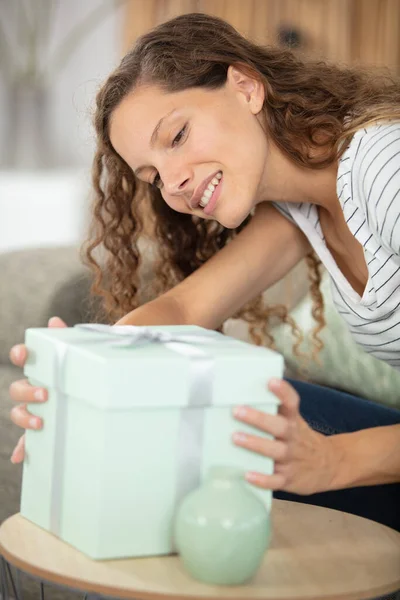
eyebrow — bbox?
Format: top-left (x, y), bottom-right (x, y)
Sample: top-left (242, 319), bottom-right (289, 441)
top-left (134, 109), bottom-right (176, 177)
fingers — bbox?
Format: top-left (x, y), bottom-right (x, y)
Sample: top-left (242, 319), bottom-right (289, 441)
top-left (268, 378), bottom-right (300, 419)
top-left (10, 404), bottom-right (43, 430)
top-left (233, 432), bottom-right (288, 461)
top-left (9, 317), bottom-right (65, 465)
top-left (48, 316), bottom-right (67, 328)
top-left (9, 316), bottom-right (67, 368)
top-left (10, 435), bottom-right (25, 464)
top-left (9, 344), bottom-right (28, 367)
top-left (9, 378), bottom-right (48, 404)
top-left (245, 471), bottom-right (286, 491)
top-left (232, 379), bottom-right (302, 491)
top-left (233, 405), bottom-right (290, 438)
top-left (233, 380), bottom-right (300, 440)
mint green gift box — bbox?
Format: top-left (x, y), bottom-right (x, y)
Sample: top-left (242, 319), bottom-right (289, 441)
top-left (20, 324), bottom-right (283, 560)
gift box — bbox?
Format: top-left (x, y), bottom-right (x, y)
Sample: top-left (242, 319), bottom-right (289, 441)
top-left (21, 324), bottom-right (283, 560)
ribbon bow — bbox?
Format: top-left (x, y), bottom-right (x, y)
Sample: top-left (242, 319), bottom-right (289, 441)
top-left (76, 323), bottom-right (219, 348)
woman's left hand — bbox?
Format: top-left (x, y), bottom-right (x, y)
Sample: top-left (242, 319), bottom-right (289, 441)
top-left (232, 378), bottom-right (340, 495)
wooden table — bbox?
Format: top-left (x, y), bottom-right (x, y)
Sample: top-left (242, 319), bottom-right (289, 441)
top-left (1, 500), bottom-right (399, 600)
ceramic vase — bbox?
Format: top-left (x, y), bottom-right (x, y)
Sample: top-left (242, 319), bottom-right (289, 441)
top-left (174, 466), bottom-right (271, 585)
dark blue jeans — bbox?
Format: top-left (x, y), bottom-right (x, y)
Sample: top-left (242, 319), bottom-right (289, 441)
top-left (273, 379), bottom-right (400, 532)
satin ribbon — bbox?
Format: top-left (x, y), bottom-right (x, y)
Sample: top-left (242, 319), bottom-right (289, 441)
top-left (50, 324), bottom-right (220, 537)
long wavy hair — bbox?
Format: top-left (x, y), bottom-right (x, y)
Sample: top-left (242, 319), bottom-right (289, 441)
top-left (83, 12), bottom-right (400, 358)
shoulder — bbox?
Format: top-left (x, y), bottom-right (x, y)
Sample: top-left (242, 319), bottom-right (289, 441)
top-left (352, 121), bottom-right (400, 183)
top-left (346, 122), bottom-right (400, 256)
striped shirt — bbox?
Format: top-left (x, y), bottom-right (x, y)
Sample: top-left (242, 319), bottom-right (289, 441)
top-left (273, 122), bottom-right (400, 371)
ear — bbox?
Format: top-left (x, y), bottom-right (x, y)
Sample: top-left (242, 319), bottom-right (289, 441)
top-left (227, 65), bottom-right (265, 115)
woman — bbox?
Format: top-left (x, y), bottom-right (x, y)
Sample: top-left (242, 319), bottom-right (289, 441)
top-left (8, 13), bottom-right (400, 530)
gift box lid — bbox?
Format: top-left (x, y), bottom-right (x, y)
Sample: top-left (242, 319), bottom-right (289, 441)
top-left (24, 325), bottom-right (283, 410)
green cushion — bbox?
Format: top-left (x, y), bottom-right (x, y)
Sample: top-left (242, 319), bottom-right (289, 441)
top-left (272, 273), bottom-right (400, 409)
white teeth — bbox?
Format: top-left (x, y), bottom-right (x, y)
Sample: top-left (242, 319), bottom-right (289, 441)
top-left (199, 197), bottom-right (210, 208)
top-left (199, 172), bottom-right (223, 208)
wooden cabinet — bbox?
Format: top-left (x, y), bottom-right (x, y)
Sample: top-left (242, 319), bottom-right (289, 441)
top-left (122, 0), bottom-right (400, 73)
top-left (352, 0), bottom-right (400, 71)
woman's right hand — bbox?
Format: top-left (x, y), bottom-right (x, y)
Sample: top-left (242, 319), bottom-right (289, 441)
top-left (9, 316), bottom-right (67, 463)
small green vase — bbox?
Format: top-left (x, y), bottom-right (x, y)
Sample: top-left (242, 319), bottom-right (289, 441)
top-left (173, 466), bottom-right (271, 585)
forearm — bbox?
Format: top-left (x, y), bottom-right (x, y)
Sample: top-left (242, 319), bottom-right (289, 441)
top-left (329, 424), bottom-right (400, 489)
top-left (115, 293), bottom-right (188, 326)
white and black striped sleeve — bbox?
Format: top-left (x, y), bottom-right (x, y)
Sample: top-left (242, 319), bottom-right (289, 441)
top-left (271, 201), bottom-right (297, 224)
top-left (357, 123), bottom-right (400, 257)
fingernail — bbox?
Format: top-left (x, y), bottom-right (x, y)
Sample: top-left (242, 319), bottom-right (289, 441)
top-left (245, 472), bottom-right (259, 483)
top-left (29, 417), bottom-right (40, 428)
top-left (10, 452), bottom-right (17, 464)
top-left (13, 346), bottom-right (22, 361)
top-left (34, 388), bottom-right (46, 401)
top-left (269, 377), bottom-right (281, 389)
top-left (233, 432), bottom-right (247, 444)
top-left (233, 405), bottom-right (247, 418)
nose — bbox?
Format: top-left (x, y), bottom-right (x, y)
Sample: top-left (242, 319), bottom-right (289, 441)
top-left (162, 163), bottom-right (192, 200)
top-left (166, 177), bottom-right (190, 197)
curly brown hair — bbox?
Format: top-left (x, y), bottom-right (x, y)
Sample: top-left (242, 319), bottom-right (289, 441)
top-left (83, 12), bottom-right (400, 358)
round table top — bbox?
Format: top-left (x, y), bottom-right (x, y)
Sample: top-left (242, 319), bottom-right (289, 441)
top-left (1, 500), bottom-right (399, 600)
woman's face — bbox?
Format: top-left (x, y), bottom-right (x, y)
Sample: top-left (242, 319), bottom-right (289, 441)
top-left (110, 66), bottom-right (271, 229)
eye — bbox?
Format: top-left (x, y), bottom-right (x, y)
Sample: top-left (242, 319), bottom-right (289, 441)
top-left (150, 124), bottom-right (188, 188)
top-left (172, 124), bottom-right (187, 147)
top-left (152, 172), bottom-right (162, 188)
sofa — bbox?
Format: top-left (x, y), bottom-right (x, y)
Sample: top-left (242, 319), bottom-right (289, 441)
top-left (0, 246), bottom-right (103, 600)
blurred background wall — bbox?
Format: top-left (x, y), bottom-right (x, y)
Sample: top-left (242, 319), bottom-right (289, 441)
top-left (0, 0), bottom-right (124, 169)
top-left (0, 0), bottom-right (124, 252)
top-left (122, 0), bottom-right (400, 70)
top-left (0, 0), bottom-right (399, 253)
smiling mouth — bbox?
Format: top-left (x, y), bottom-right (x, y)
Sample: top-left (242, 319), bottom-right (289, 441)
top-left (199, 171), bottom-right (223, 208)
